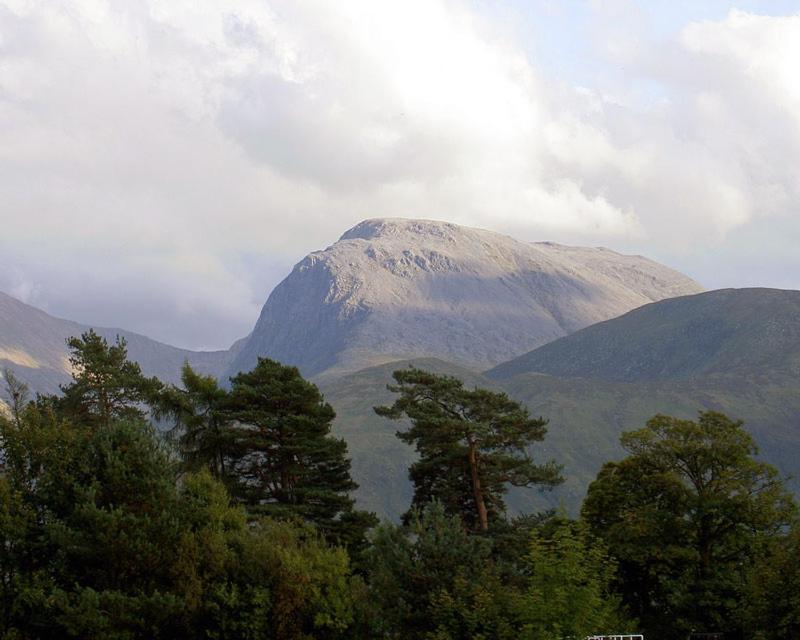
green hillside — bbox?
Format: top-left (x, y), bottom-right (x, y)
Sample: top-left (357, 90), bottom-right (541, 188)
top-left (317, 358), bottom-right (496, 521)
top-left (500, 372), bottom-right (800, 513)
top-left (324, 363), bottom-right (800, 522)
top-left (487, 288), bottom-right (800, 382)
top-left (321, 289), bottom-right (800, 521)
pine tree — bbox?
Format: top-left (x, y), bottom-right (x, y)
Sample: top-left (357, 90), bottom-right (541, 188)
top-left (1, 368), bottom-right (29, 428)
top-left (154, 363), bottom-right (232, 479)
top-left (375, 368), bottom-right (562, 532)
top-left (226, 358), bottom-right (376, 550)
top-left (59, 330), bottom-right (162, 426)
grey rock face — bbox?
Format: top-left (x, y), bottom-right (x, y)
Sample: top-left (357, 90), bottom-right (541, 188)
top-left (228, 218), bottom-right (704, 379)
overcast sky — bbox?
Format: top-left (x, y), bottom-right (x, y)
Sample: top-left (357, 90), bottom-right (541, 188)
top-left (1, 0), bottom-right (799, 350)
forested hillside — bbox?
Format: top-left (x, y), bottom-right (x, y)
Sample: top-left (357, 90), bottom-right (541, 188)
top-left (1, 333), bottom-right (795, 639)
top-left (321, 289), bottom-right (800, 520)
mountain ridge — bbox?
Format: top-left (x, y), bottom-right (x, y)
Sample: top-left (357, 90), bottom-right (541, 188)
top-left (0, 290), bottom-right (241, 395)
top-left (228, 218), bottom-right (703, 379)
top-left (487, 287), bottom-right (800, 382)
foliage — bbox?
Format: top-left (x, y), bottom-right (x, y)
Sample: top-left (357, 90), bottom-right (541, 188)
top-left (0, 338), bottom-right (365, 639)
top-left (375, 368), bottom-right (562, 531)
top-left (741, 519), bottom-right (800, 639)
top-left (513, 518), bottom-right (632, 640)
top-left (0, 398), bottom-right (361, 639)
top-left (425, 571), bottom-right (519, 640)
top-left (0, 400), bottom-right (186, 638)
top-left (153, 363), bottom-right (233, 478)
top-left (582, 411), bottom-right (796, 639)
top-left (366, 501), bottom-right (515, 639)
top-left (226, 358), bottom-right (377, 553)
top-left (59, 330), bottom-right (163, 426)
top-left (154, 359), bottom-right (377, 557)
top-left (365, 503), bottom-right (631, 640)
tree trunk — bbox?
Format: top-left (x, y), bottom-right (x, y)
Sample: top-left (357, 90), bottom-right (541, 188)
top-left (468, 442), bottom-right (489, 532)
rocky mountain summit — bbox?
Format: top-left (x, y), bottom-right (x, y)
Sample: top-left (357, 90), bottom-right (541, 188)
top-left (227, 218), bottom-right (704, 378)
top-left (2, 218), bottom-right (703, 397)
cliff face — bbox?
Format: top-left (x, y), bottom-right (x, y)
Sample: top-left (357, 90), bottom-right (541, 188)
top-left (228, 218), bottom-right (703, 378)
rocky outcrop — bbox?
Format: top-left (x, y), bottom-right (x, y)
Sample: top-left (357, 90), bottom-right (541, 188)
top-left (228, 218), bottom-right (703, 379)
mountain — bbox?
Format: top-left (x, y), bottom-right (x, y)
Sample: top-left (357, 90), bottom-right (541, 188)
top-left (0, 291), bottom-right (240, 395)
top-left (495, 369), bottom-right (800, 516)
top-left (321, 289), bottom-right (800, 521)
top-left (487, 289), bottom-right (800, 513)
top-left (228, 218), bottom-right (703, 379)
top-left (487, 288), bottom-right (800, 382)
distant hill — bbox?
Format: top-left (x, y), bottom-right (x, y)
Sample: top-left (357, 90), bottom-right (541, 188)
top-left (320, 289), bottom-right (800, 521)
top-left (0, 291), bottom-right (241, 395)
top-left (487, 288), bottom-right (800, 382)
top-left (497, 372), bottom-right (800, 515)
top-left (228, 218), bottom-right (703, 379)
top-left (321, 363), bottom-right (800, 521)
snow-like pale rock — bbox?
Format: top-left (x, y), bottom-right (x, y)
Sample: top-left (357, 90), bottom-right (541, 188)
top-left (228, 218), bottom-right (704, 378)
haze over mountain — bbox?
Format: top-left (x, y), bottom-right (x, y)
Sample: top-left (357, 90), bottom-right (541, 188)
top-left (227, 218), bottom-right (703, 379)
top-left (0, 291), bottom-right (240, 396)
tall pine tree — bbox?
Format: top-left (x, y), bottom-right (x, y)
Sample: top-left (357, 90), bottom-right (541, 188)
top-left (375, 368), bottom-right (562, 532)
top-left (59, 330), bottom-right (162, 426)
top-left (154, 363), bottom-right (232, 479)
top-left (226, 358), bottom-right (376, 550)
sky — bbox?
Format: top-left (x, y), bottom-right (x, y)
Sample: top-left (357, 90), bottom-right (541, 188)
top-left (1, 0), bottom-right (799, 350)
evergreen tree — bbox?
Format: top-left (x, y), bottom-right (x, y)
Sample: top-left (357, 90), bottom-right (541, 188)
top-left (1, 368), bottom-right (29, 428)
top-left (375, 368), bottom-right (562, 532)
top-left (154, 362), bottom-right (232, 479)
top-left (367, 501), bottom-right (516, 639)
top-left (582, 411), bottom-right (796, 639)
top-left (0, 396), bottom-right (189, 638)
top-left (59, 330), bottom-right (162, 426)
top-left (0, 363), bottom-right (362, 639)
top-left (226, 358), bottom-right (376, 551)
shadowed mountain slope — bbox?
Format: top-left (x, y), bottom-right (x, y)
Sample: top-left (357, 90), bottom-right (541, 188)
top-left (488, 288), bottom-right (800, 382)
top-left (0, 291), bottom-right (241, 395)
top-left (321, 360), bottom-right (800, 521)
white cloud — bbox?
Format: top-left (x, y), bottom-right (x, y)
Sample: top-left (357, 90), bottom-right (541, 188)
top-left (0, 1), bottom-right (798, 347)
